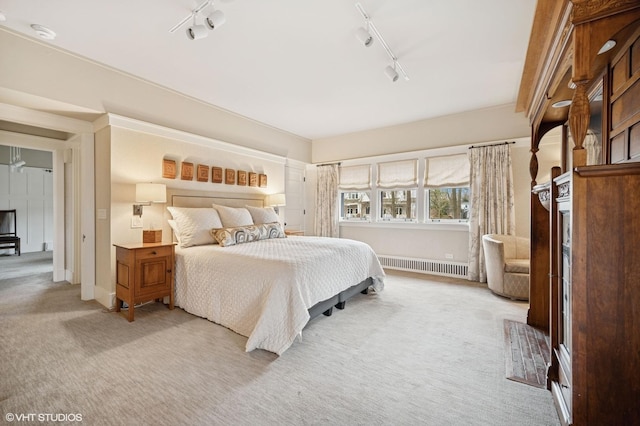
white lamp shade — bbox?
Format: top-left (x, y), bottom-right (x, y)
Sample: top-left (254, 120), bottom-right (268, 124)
top-left (136, 183), bottom-right (167, 203)
top-left (266, 193), bottom-right (286, 207)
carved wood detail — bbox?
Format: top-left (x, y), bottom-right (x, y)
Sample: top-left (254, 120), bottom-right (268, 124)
top-left (571, 0), bottom-right (639, 24)
top-left (568, 81), bottom-right (590, 166)
top-left (530, 149), bottom-right (539, 184)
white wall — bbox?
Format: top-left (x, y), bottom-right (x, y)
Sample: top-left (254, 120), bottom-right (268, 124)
top-left (312, 104), bottom-right (530, 163)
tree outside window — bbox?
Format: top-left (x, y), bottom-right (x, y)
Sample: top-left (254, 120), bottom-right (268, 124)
top-left (427, 187), bottom-right (469, 221)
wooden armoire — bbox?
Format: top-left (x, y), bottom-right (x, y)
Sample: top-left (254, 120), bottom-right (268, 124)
top-left (517, 1), bottom-right (640, 425)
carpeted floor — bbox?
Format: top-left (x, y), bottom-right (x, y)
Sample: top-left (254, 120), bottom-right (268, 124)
top-left (504, 319), bottom-right (551, 388)
top-left (0, 269), bottom-right (560, 425)
top-left (0, 251), bottom-right (53, 280)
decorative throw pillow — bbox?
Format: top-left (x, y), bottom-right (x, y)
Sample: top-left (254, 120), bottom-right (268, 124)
top-left (211, 225), bottom-right (262, 247)
top-left (166, 207), bottom-right (223, 247)
top-left (212, 204), bottom-right (254, 228)
top-left (258, 222), bottom-right (286, 240)
top-left (211, 222), bottom-right (286, 247)
top-left (245, 205), bottom-right (279, 224)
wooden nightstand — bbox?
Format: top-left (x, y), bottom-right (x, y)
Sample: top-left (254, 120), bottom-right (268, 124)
top-left (113, 242), bottom-right (175, 322)
top-left (284, 230), bottom-right (304, 236)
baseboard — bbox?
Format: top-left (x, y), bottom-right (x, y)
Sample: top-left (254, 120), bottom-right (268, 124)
top-left (94, 285), bottom-right (115, 309)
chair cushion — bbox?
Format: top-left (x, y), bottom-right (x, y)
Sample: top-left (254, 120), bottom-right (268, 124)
top-left (504, 258), bottom-right (529, 274)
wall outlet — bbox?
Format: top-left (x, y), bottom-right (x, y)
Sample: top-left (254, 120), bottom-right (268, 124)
top-left (445, 253), bottom-right (454, 259)
top-left (131, 216), bottom-right (143, 228)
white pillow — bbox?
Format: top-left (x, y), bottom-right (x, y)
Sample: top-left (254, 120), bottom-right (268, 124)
top-left (167, 219), bottom-right (181, 244)
top-left (212, 204), bottom-right (254, 228)
top-left (166, 207), bottom-right (223, 247)
top-left (245, 205), bottom-right (279, 224)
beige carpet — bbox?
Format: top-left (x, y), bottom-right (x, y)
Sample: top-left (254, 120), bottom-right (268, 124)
top-left (0, 269), bottom-right (560, 425)
top-left (0, 251), bottom-right (53, 280)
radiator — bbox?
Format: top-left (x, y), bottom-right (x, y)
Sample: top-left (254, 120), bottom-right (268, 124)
top-left (377, 255), bottom-right (468, 279)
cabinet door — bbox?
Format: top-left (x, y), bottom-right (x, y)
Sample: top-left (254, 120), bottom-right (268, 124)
top-left (135, 247), bottom-right (171, 298)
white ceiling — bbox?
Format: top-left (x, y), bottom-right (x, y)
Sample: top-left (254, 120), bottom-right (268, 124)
top-left (0, 0), bottom-right (536, 140)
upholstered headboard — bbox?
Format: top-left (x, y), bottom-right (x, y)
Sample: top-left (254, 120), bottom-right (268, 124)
top-left (162, 189), bottom-right (266, 243)
top-left (171, 194), bottom-right (264, 208)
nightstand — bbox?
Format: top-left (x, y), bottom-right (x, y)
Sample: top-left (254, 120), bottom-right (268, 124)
top-left (284, 230), bottom-right (304, 236)
top-left (113, 242), bottom-right (175, 322)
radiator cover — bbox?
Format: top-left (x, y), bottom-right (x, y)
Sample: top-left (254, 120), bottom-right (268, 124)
top-left (377, 255), bottom-right (468, 279)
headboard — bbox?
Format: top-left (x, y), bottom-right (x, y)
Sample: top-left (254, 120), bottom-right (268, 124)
top-left (162, 189), bottom-right (266, 243)
top-left (171, 194), bottom-right (264, 208)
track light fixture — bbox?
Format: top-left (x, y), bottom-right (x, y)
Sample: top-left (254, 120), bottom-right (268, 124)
top-left (384, 62), bottom-right (399, 82)
top-left (186, 16), bottom-right (208, 40)
top-left (356, 23), bottom-right (373, 47)
top-left (169, 0), bottom-right (225, 40)
top-left (205, 9), bottom-right (226, 30)
top-left (355, 2), bottom-right (409, 82)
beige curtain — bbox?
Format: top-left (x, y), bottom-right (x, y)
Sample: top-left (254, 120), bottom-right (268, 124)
top-left (315, 164), bottom-right (339, 238)
top-left (468, 144), bottom-right (515, 282)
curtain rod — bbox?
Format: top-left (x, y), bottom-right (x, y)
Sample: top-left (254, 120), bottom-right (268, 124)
top-left (316, 162), bottom-right (341, 167)
top-left (468, 141), bottom-right (515, 149)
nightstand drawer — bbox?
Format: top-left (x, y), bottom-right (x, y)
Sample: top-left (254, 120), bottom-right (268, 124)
top-left (135, 245), bottom-right (172, 260)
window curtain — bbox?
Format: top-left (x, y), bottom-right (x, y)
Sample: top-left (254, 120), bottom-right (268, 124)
top-left (424, 154), bottom-right (470, 188)
top-left (339, 164), bottom-right (371, 190)
top-left (377, 159), bottom-right (417, 189)
top-left (468, 144), bottom-right (515, 282)
top-left (315, 164), bottom-right (339, 238)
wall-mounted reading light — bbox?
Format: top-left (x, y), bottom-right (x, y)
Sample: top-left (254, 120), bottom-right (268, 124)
top-left (133, 183), bottom-right (166, 216)
top-left (266, 193), bottom-right (286, 214)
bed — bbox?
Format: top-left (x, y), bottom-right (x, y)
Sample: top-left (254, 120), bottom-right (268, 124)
top-left (167, 194), bottom-right (385, 355)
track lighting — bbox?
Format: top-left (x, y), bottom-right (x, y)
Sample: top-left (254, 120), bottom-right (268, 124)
top-left (355, 2), bottom-right (409, 82)
top-left (169, 0), bottom-right (225, 40)
top-left (356, 25), bottom-right (373, 47)
top-left (384, 63), bottom-right (399, 82)
top-left (186, 21), bottom-right (208, 40)
top-left (205, 9), bottom-right (226, 30)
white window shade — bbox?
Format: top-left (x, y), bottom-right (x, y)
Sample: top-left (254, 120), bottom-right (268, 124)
top-left (339, 164), bottom-right (371, 190)
top-left (424, 154), bottom-right (470, 188)
top-left (377, 159), bottom-right (417, 189)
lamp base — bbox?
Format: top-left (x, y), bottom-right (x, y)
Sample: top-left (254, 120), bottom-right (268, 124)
top-left (143, 230), bottom-right (162, 243)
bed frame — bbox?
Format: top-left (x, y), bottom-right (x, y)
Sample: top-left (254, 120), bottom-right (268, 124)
top-left (168, 191), bottom-right (374, 325)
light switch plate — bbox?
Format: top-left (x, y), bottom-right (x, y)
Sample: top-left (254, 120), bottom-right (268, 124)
top-left (131, 216), bottom-right (143, 228)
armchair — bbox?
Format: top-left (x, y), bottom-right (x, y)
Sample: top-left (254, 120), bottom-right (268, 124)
top-left (482, 234), bottom-right (529, 300)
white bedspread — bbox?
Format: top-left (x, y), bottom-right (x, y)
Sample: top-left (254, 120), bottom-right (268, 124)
top-left (174, 236), bottom-right (385, 355)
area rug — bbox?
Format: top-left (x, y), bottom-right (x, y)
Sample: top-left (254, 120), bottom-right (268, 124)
top-left (503, 319), bottom-right (550, 388)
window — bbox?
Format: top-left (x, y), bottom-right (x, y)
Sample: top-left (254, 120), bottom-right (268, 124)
top-left (380, 190), bottom-right (416, 221)
top-left (339, 165), bottom-right (371, 221)
top-left (427, 187), bottom-right (469, 221)
top-left (377, 160), bottom-right (418, 221)
top-left (424, 154), bottom-right (470, 222)
top-left (340, 192), bottom-right (371, 220)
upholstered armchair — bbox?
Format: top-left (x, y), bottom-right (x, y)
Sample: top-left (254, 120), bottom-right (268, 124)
top-left (482, 234), bottom-right (530, 300)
